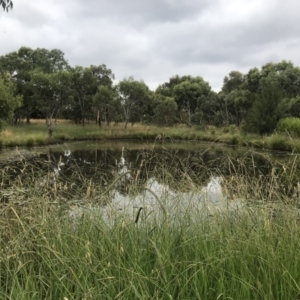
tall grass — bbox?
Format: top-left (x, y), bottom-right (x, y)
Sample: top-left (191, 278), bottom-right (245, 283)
top-left (1, 200), bottom-right (300, 299)
top-left (3, 119), bottom-right (300, 152)
top-left (1, 149), bottom-right (300, 299)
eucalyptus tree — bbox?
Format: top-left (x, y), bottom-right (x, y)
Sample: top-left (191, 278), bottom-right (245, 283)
top-left (244, 67), bottom-right (262, 94)
top-left (243, 73), bottom-right (283, 134)
top-left (220, 70), bottom-right (253, 126)
top-left (69, 65), bottom-right (114, 126)
top-left (0, 47), bottom-right (35, 123)
top-left (152, 94), bottom-right (178, 126)
top-left (118, 77), bottom-right (150, 128)
top-left (156, 75), bottom-right (194, 97)
top-left (156, 75), bottom-right (211, 126)
top-left (30, 69), bottom-right (72, 137)
top-left (0, 73), bottom-right (22, 131)
top-left (93, 85), bottom-right (120, 126)
top-left (243, 61), bottom-right (300, 124)
top-left (173, 77), bottom-right (211, 125)
top-left (222, 71), bottom-right (244, 94)
top-left (192, 91), bottom-right (223, 127)
top-left (223, 89), bottom-right (251, 126)
top-left (0, 47), bottom-right (69, 124)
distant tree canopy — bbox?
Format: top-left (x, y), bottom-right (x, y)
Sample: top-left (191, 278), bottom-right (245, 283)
top-left (0, 0), bottom-right (13, 11)
top-left (0, 73), bottom-right (22, 131)
top-left (1, 46), bottom-right (300, 136)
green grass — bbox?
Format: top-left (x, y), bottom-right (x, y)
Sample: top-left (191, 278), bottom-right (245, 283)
top-left (1, 201), bottom-right (300, 299)
top-left (3, 120), bottom-right (300, 153)
top-left (1, 148), bottom-right (300, 298)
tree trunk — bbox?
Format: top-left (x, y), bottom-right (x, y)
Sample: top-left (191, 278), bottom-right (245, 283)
top-left (97, 111), bottom-right (101, 127)
top-left (48, 126), bottom-right (53, 138)
top-left (26, 115), bottom-right (30, 124)
top-left (46, 116), bottom-right (54, 138)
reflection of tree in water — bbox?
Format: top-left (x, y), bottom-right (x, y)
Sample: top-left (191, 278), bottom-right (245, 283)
top-left (214, 151), bottom-right (300, 203)
top-left (1, 146), bottom-right (300, 203)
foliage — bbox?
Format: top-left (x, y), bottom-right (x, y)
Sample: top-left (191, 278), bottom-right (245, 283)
top-left (222, 70), bottom-right (244, 94)
top-left (277, 117), bottom-right (300, 137)
top-left (243, 73), bottom-right (283, 135)
top-left (118, 77), bottom-right (150, 128)
top-left (67, 65), bottom-right (114, 126)
top-left (30, 69), bottom-right (73, 137)
top-left (280, 95), bottom-right (300, 118)
top-left (153, 96), bottom-right (178, 126)
top-left (1, 45), bottom-right (300, 138)
top-left (93, 85), bottom-right (120, 126)
top-left (0, 73), bottom-right (22, 131)
top-left (0, 0), bottom-right (12, 11)
top-left (156, 75), bottom-right (212, 126)
top-left (0, 47), bottom-right (70, 124)
top-left (173, 78), bottom-right (210, 123)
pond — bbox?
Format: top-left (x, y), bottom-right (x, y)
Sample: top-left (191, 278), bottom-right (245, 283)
top-left (1, 140), bottom-right (299, 221)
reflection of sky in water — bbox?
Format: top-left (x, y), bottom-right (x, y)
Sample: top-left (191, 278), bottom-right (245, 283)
top-left (0, 146), bottom-right (246, 222)
top-left (69, 175), bottom-right (242, 224)
top-left (69, 153), bottom-right (244, 223)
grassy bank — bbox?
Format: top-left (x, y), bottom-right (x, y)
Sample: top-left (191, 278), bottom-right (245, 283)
top-left (0, 147), bottom-right (300, 299)
top-left (1, 149), bottom-right (300, 298)
top-left (1, 120), bottom-right (300, 152)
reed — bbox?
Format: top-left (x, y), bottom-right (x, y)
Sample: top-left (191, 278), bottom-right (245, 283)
top-left (1, 149), bottom-right (300, 299)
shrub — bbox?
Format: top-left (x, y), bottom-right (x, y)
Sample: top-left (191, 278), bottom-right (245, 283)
top-left (277, 117), bottom-right (300, 137)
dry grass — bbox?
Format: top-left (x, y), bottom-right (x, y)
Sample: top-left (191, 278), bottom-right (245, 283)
top-left (2, 120), bottom-right (300, 153)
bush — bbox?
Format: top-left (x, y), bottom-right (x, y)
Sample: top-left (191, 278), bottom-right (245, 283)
top-left (277, 117), bottom-right (300, 137)
top-left (243, 73), bottom-right (282, 135)
top-left (267, 134), bottom-right (291, 151)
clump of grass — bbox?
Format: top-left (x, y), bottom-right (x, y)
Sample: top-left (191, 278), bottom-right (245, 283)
top-left (266, 134), bottom-right (292, 151)
top-left (35, 136), bottom-right (47, 145)
top-left (4, 140), bottom-right (19, 147)
top-left (25, 137), bottom-right (35, 147)
top-left (230, 134), bottom-right (239, 145)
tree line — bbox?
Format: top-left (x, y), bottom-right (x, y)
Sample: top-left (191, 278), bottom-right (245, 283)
top-left (1, 46), bottom-right (300, 137)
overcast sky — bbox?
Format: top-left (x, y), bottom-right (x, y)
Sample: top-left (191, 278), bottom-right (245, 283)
top-left (1, 0), bottom-right (300, 91)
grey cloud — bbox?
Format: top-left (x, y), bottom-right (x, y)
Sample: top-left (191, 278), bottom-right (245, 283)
top-left (2, 0), bottom-right (300, 93)
top-left (0, 1), bottom-right (54, 29)
top-left (148, 0), bottom-right (300, 71)
top-left (66, 0), bottom-right (213, 25)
